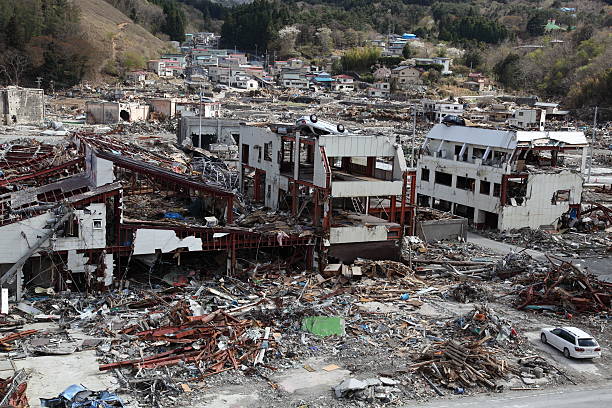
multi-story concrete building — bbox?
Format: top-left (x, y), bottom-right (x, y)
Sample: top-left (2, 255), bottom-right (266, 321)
top-left (416, 124), bottom-right (588, 230)
top-left (238, 116), bottom-right (416, 262)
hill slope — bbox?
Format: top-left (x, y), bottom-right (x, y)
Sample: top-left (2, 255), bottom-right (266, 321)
top-left (75, 0), bottom-right (169, 79)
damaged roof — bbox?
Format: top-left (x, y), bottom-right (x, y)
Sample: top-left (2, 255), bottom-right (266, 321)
top-left (426, 124), bottom-right (588, 149)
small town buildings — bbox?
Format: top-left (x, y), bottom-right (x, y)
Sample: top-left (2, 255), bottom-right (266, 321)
top-left (391, 66), bottom-right (422, 90)
top-left (508, 108), bottom-right (546, 131)
top-left (416, 124), bottom-right (588, 230)
top-left (0, 87), bottom-right (44, 125)
top-left (488, 104), bottom-right (513, 122)
top-left (367, 82), bottom-right (391, 98)
top-left (125, 71), bottom-right (148, 84)
top-left (280, 70), bottom-right (310, 89)
top-left (85, 101), bottom-right (150, 124)
top-left (421, 99), bottom-right (464, 122)
top-left (332, 75), bottom-right (355, 92)
top-left (463, 72), bottom-right (492, 92)
top-left (413, 57), bottom-right (453, 75)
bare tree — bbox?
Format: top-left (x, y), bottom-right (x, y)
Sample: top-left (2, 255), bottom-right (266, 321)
top-left (0, 49), bottom-right (30, 86)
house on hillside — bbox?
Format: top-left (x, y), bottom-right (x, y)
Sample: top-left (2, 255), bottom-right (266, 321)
top-left (391, 66), bottom-right (422, 91)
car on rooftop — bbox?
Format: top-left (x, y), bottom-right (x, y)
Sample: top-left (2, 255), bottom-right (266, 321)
top-left (295, 114), bottom-right (346, 135)
top-left (540, 327), bottom-right (601, 359)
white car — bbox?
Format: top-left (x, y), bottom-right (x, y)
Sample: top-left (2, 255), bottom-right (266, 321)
top-left (540, 327), bottom-right (601, 359)
top-left (295, 115), bottom-right (346, 135)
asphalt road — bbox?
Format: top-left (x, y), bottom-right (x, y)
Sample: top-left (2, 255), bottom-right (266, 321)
top-left (411, 384), bottom-right (612, 408)
top-left (466, 232), bottom-right (612, 282)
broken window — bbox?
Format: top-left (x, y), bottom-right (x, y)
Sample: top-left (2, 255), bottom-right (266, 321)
top-left (552, 189), bottom-right (570, 204)
top-left (254, 145), bottom-right (262, 163)
top-left (480, 180), bottom-right (491, 195)
top-left (93, 219), bottom-right (102, 229)
top-left (421, 168), bottom-right (430, 181)
top-left (241, 144), bottom-right (249, 164)
top-left (472, 148), bottom-right (486, 160)
top-left (62, 217), bottom-right (79, 237)
top-left (456, 176), bottom-right (475, 191)
top-left (493, 183), bottom-right (501, 197)
top-left (264, 142), bottom-right (272, 161)
top-left (434, 171), bottom-right (452, 186)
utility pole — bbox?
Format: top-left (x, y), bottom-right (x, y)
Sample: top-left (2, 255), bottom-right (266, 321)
top-left (199, 83), bottom-right (203, 148)
top-left (411, 102), bottom-right (416, 168)
top-left (587, 106), bottom-right (598, 182)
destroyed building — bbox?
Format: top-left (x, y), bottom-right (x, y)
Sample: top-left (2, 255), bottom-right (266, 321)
top-left (177, 117), bottom-right (240, 147)
top-left (0, 87), bottom-right (44, 125)
top-left (85, 101), bottom-right (150, 124)
top-left (416, 124), bottom-right (588, 230)
top-left (238, 116), bottom-right (416, 262)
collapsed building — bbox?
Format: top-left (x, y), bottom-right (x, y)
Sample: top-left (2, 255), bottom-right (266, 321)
top-left (416, 123), bottom-right (588, 230)
top-left (85, 101), bottom-right (150, 124)
top-left (238, 116), bottom-right (416, 263)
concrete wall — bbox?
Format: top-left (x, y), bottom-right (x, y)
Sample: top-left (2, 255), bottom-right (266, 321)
top-left (178, 117), bottom-right (240, 145)
top-left (239, 125), bottom-right (282, 209)
top-left (416, 217), bottom-right (468, 242)
top-left (0, 87), bottom-right (44, 125)
top-left (86, 102), bottom-right (119, 124)
top-left (500, 172), bottom-right (582, 230)
top-left (0, 203), bottom-right (107, 264)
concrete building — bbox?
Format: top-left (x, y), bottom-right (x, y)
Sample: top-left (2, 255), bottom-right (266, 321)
top-left (367, 82), bottom-right (391, 98)
top-left (177, 117), bottom-right (241, 148)
top-left (416, 124), bottom-right (588, 230)
top-left (332, 75), bottom-right (355, 92)
top-left (0, 87), bottom-right (44, 125)
top-left (391, 66), bottom-right (422, 91)
top-left (85, 101), bottom-right (150, 124)
top-left (413, 57), bottom-right (453, 75)
top-left (508, 108), bottom-right (546, 130)
top-left (279, 70), bottom-right (310, 89)
top-left (238, 116), bottom-right (416, 263)
top-left (421, 99), bottom-right (464, 122)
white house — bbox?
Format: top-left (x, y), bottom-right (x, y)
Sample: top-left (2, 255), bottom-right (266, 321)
top-left (332, 75), bottom-right (355, 92)
top-left (367, 82), bottom-right (390, 98)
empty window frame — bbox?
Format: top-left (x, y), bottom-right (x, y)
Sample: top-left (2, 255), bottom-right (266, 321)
top-left (552, 189), bottom-right (570, 204)
top-left (480, 180), bottom-right (491, 195)
top-left (456, 176), bottom-right (475, 191)
top-left (493, 183), bottom-right (501, 197)
top-left (264, 141), bottom-right (272, 161)
top-left (421, 168), bottom-right (430, 181)
top-left (93, 219), bottom-right (103, 229)
top-left (434, 171), bottom-right (452, 186)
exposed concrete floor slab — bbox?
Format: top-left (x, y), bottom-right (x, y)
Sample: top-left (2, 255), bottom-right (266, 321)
top-left (272, 357), bottom-right (350, 396)
top-left (197, 387), bottom-right (260, 408)
top-left (11, 322), bottom-right (116, 407)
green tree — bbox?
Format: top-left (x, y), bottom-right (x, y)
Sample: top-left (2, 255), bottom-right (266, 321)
top-left (494, 54), bottom-right (523, 89)
top-left (402, 43), bottom-right (413, 59)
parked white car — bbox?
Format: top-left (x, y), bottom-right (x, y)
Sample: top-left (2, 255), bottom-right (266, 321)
top-left (540, 327), bottom-right (601, 359)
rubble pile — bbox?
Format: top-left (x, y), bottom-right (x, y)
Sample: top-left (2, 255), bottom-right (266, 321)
top-left (414, 339), bottom-right (513, 393)
top-left (515, 257), bottom-right (612, 314)
top-left (449, 283), bottom-right (493, 303)
top-left (485, 228), bottom-right (612, 258)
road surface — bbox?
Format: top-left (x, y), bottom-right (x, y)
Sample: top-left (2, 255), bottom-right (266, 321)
top-left (467, 232), bottom-right (612, 282)
top-left (412, 384), bottom-right (612, 408)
